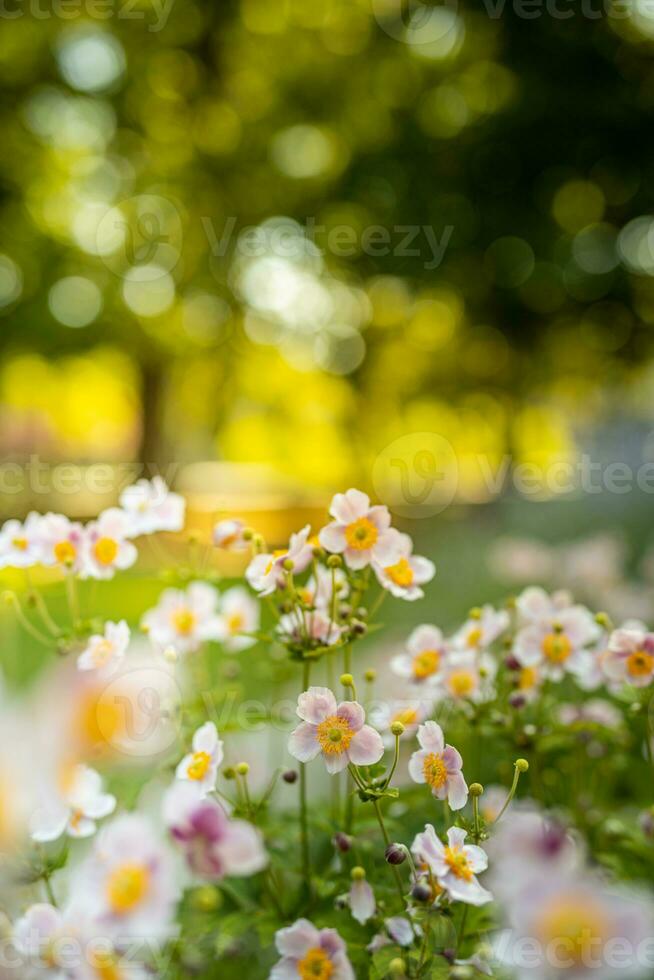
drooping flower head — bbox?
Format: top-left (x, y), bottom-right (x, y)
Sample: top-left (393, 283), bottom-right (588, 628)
top-left (408, 721), bottom-right (468, 810)
top-left (411, 825), bottom-right (492, 906)
top-left (373, 531), bottom-right (435, 601)
top-left (119, 476), bottom-right (185, 536)
top-left (270, 919), bottom-right (354, 980)
top-left (175, 721), bottom-right (223, 795)
top-left (288, 687), bottom-right (384, 774)
top-left (319, 489), bottom-right (402, 571)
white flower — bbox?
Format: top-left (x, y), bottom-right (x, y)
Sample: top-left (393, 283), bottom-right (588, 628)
top-left (514, 591), bottom-right (599, 682)
top-left (213, 518), bottom-right (249, 551)
top-left (408, 721), bottom-right (468, 810)
top-left (142, 581), bottom-right (223, 655)
top-left (288, 687), bottom-right (384, 775)
top-left (412, 825), bottom-right (492, 906)
top-left (369, 697), bottom-right (433, 746)
top-left (452, 604), bottom-right (509, 651)
top-left (70, 813), bottom-right (178, 941)
top-left (216, 586), bottom-right (259, 652)
top-left (319, 489), bottom-right (402, 571)
top-left (271, 919), bottom-right (354, 980)
top-left (246, 524), bottom-right (315, 595)
top-left (373, 531), bottom-right (435, 601)
top-left (604, 627), bottom-right (654, 688)
top-left (81, 509), bottom-right (137, 580)
top-left (437, 650), bottom-right (497, 704)
top-left (30, 764), bottom-right (116, 842)
top-left (348, 874), bottom-right (375, 925)
top-left (0, 512), bottom-right (43, 568)
top-left (391, 624), bottom-right (448, 686)
top-left (40, 513), bottom-right (86, 573)
top-left (77, 620), bottom-right (130, 674)
top-left (119, 476), bottom-right (185, 536)
top-left (175, 721), bottom-right (223, 795)
top-left (13, 903), bottom-right (77, 977)
top-left (558, 699), bottom-right (623, 729)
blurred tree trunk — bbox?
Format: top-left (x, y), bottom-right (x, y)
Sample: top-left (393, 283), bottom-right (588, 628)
top-left (140, 360), bottom-right (163, 473)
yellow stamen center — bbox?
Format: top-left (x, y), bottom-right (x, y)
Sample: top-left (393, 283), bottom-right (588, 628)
top-left (384, 557), bottom-right (414, 587)
top-left (392, 707), bottom-right (418, 728)
top-left (538, 899), bottom-right (608, 966)
top-left (91, 951), bottom-right (123, 980)
top-left (106, 863), bottom-right (150, 915)
top-left (344, 517), bottom-right (378, 551)
top-left (519, 666), bottom-right (538, 690)
top-left (264, 549), bottom-right (287, 576)
top-left (172, 608), bottom-right (197, 636)
top-left (467, 627), bottom-right (483, 647)
top-left (626, 649), bottom-right (654, 678)
top-left (423, 752), bottom-right (448, 789)
top-left (316, 714), bottom-right (354, 755)
top-left (92, 639), bottom-right (115, 667)
top-left (542, 632), bottom-right (572, 663)
top-left (444, 845), bottom-right (473, 881)
top-left (187, 750), bottom-right (211, 780)
top-left (94, 537), bottom-right (118, 566)
top-left (448, 670), bottom-right (476, 697)
top-left (12, 537), bottom-right (28, 551)
top-left (412, 650), bottom-right (440, 680)
top-left (54, 539), bottom-right (77, 564)
top-left (227, 612), bottom-right (245, 634)
top-left (298, 948), bottom-right (334, 980)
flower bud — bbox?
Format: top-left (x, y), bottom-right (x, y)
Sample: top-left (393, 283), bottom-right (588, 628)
top-left (282, 769), bottom-right (298, 784)
top-left (351, 866), bottom-right (366, 881)
top-left (191, 886), bottom-right (222, 912)
top-left (340, 673), bottom-right (354, 688)
top-left (332, 832), bottom-right (352, 853)
top-left (390, 721), bottom-right (405, 737)
top-left (242, 527), bottom-right (254, 541)
top-left (469, 782), bottom-right (484, 797)
top-left (236, 762), bottom-right (250, 776)
top-left (385, 843), bottom-right (406, 865)
top-left (509, 693), bottom-right (526, 710)
top-left (327, 555), bottom-right (342, 568)
top-left (389, 958), bottom-right (406, 978)
top-left (351, 620), bottom-right (367, 636)
top-left (364, 669), bottom-right (377, 682)
top-left (515, 758), bottom-right (530, 773)
top-left (223, 767), bottom-right (236, 780)
top-left (411, 881), bottom-right (431, 903)
top-left (505, 654), bottom-right (521, 671)
top-left (282, 558), bottom-right (294, 572)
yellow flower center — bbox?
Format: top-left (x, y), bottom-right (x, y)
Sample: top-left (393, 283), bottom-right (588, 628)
top-left (385, 557), bottom-right (414, 587)
top-left (54, 539), bottom-right (77, 564)
top-left (344, 517), bottom-right (378, 551)
top-left (467, 626), bottom-right (483, 647)
top-left (172, 608), bottom-right (197, 636)
top-left (448, 670), bottom-right (476, 697)
top-left (626, 649), bottom-right (654, 678)
top-left (316, 714), bottom-right (354, 755)
top-left (519, 666), bottom-right (538, 690)
top-left (423, 752), bottom-right (448, 789)
top-left (94, 537), bottom-right (119, 566)
top-left (298, 947), bottom-right (334, 980)
top-left (542, 631), bottom-right (572, 663)
top-left (412, 650), bottom-right (440, 679)
top-left (227, 612), bottom-right (245, 634)
top-left (90, 951), bottom-right (123, 980)
top-left (106, 863), bottom-right (150, 915)
top-left (92, 639), bottom-right (115, 667)
top-left (264, 549), bottom-right (287, 575)
top-left (392, 707), bottom-right (418, 728)
top-left (444, 845), bottom-right (473, 881)
top-left (187, 750), bottom-right (211, 780)
top-left (11, 536), bottom-right (28, 551)
top-left (537, 898), bottom-right (608, 966)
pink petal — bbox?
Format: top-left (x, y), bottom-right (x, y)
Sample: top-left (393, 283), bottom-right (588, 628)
top-left (408, 749), bottom-right (428, 784)
top-left (318, 523), bottom-right (347, 554)
top-left (446, 827), bottom-right (468, 849)
top-left (297, 687), bottom-right (337, 724)
top-left (442, 744), bottom-right (463, 772)
top-left (368, 505), bottom-right (391, 531)
top-left (323, 750), bottom-right (350, 774)
top-left (350, 879), bottom-right (375, 924)
top-left (347, 725), bottom-right (384, 766)
top-left (343, 547), bottom-right (370, 570)
top-left (447, 772), bottom-right (469, 811)
top-left (221, 821), bottom-right (267, 876)
top-left (331, 489), bottom-right (370, 524)
top-left (288, 723), bottom-right (321, 763)
top-left (463, 844), bottom-right (488, 873)
top-left (411, 556), bottom-right (436, 584)
top-left (275, 919), bottom-right (321, 958)
top-left (372, 529), bottom-right (404, 566)
top-left (417, 720), bottom-right (444, 754)
top-left (337, 701), bottom-right (365, 732)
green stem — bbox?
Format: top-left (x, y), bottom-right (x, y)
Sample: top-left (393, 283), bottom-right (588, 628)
top-left (42, 873), bottom-right (57, 907)
top-left (493, 765), bottom-right (523, 824)
top-left (6, 593), bottom-right (52, 646)
top-left (372, 799), bottom-right (406, 912)
top-left (65, 574), bottom-right (80, 630)
top-left (383, 734), bottom-right (401, 790)
top-left (299, 660), bottom-right (312, 894)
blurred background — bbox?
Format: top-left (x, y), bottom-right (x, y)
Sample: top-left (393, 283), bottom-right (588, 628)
top-left (3, 0), bottom-right (654, 564)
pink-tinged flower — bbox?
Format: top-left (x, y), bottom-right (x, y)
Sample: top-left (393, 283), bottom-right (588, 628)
top-left (516, 585), bottom-right (575, 625)
top-left (391, 624), bottom-right (448, 686)
top-left (30, 763), bottom-right (116, 842)
top-left (558, 699), bottom-right (623, 729)
top-left (277, 608), bottom-right (343, 648)
top-left (373, 532), bottom-right (435, 601)
top-left (271, 919), bottom-right (354, 980)
top-left (437, 650), bottom-right (497, 704)
top-left (77, 620), bottom-right (130, 674)
top-left (411, 825), bottom-right (492, 906)
top-left (40, 513), bottom-right (86, 573)
top-left (452, 604), bottom-right (509, 651)
top-left (119, 476), bottom-right (185, 536)
top-left (82, 509), bottom-right (137, 580)
top-left (514, 591), bottom-right (598, 682)
top-left (348, 872), bottom-right (375, 924)
top-left (366, 916), bottom-right (416, 952)
top-left (163, 782), bottom-right (267, 880)
top-left (478, 785), bottom-right (508, 824)
top-left (213, 518), bottom-right (249, 551)
top-left (604, 627), bottom-right (654, 688)
top-left (370, 697), bottom-right (433, 747)
top-left (408, 721), bottom-right (468, 810)
top-left (319, 489), bottom-right (402, 571)
top-left (288, 687), bottom-right (384, 775)
top-left (246, 525), bottom-right (315, 595)
top-left (0, 512), bottom-right (43, 568)
top-left (13, 903), bottom-right (78, 976)
top-left (70, 813), bottom-right (178, 941)
top-left (176, 721), bottom-right (223, 795)
top-left (142, 581), bottom-right (223, 655)
top-left (493, 875), bottom-right (654, 980)
top-left (216, 586), bottom-right (259, 652)
top-left (574, 619), bottom-right (646, 692)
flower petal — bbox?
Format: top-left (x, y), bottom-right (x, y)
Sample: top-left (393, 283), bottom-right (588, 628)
top-left (337, 701), bottom-right (365, 732)
top-left (288, 723), bottom-right (321, 763)
top-left (297, 687), bottom-right (337, 724)
top-left (417, 720), bottom-right (444, 754)
top-left (347, 725), bottom-right (384, 766)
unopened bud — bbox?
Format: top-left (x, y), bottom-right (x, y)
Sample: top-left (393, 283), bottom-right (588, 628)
top-left (333, 832), bottom-right (352, 853)
top-left (389, 958), bottom-right (406, 978)
top-left (282, 558), bottom-right (294, 572)
top-left (340, 673), bottom-right (354, 687)
top-left (505, 654), bottom-right (521, 671)
top-left (282, 769), bottom-right (298, 784)
top-left (327, 555), bottom-right (342, 568)
top-left (515, 758), bottom-right (530, 773)
top-left (351, 620), bottom-right (367, 636)
top-left (223, 767), bottom-right (236, 780)
top-left (351, 866), bottom-right (366, 881)
top-left (390, 721), bottom-right (405, 737)
top-left (469, 783), bottom-right (484, 797)
top-left (242, 527), bottom-right (254, 541)
top-left (385, 843), bottom-right (406, 865)
top-left (411, 881), bottom-right (431, 903)
top-left (364, 669), bottom-right (376, 682)
top-left (236, 762), bottom-right (249, 776)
